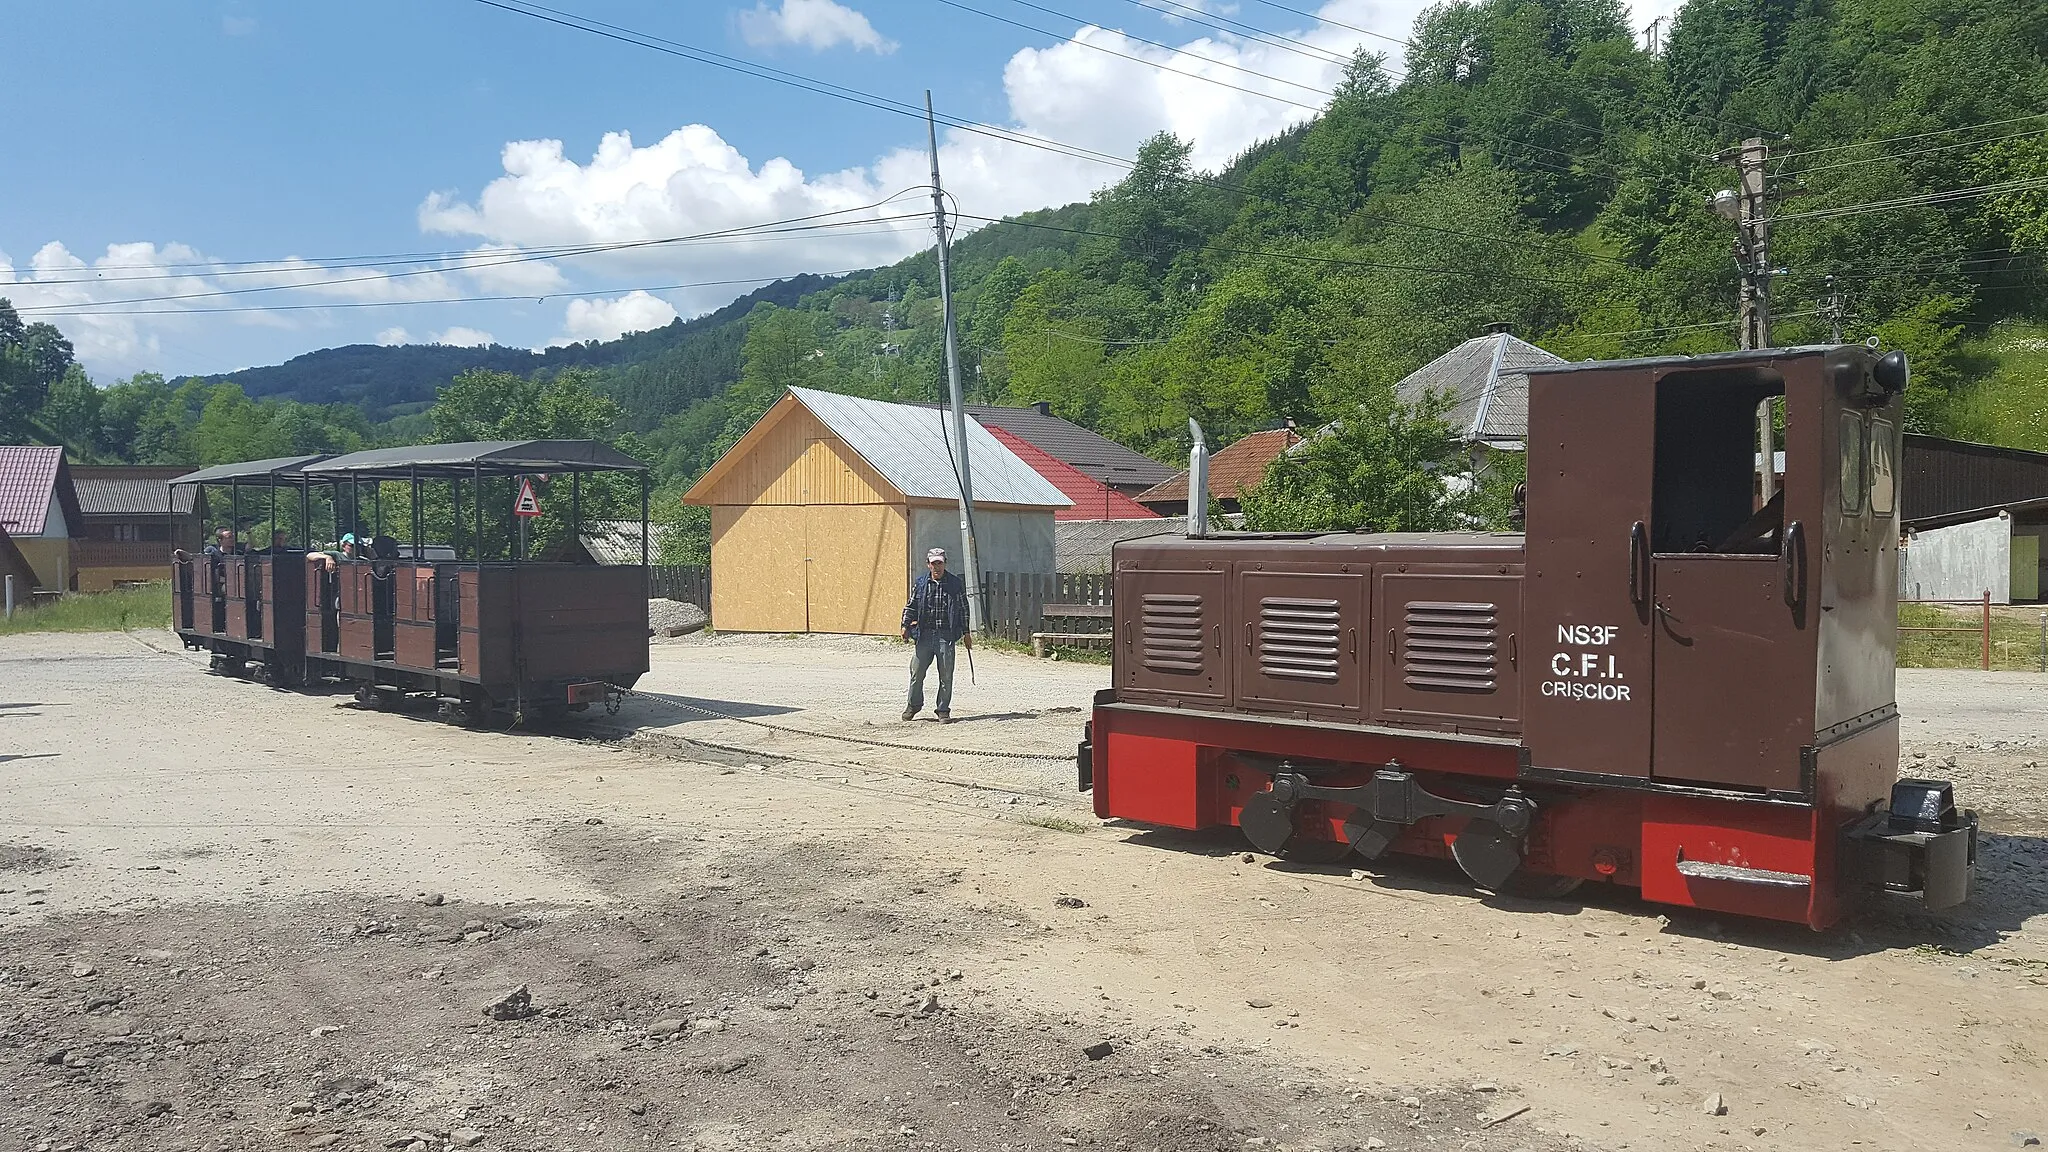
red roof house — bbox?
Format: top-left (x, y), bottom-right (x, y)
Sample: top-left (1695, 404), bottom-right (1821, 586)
top-left (1136, 427), bottom-right (1302, 515)
top-left (982, 425), bottom-right (1159, 522)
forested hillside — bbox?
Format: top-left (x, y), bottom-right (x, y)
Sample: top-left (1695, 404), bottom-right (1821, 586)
top-left (9, 0), bottom-right (2045, 519)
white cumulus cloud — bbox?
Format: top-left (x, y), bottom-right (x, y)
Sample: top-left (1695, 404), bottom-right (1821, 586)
top-left (737, 0), bottom-right (897, 53)
top-left (11, 0), bottom-right (1441, 376)
top-left (375, 326), bottom-right (412, 346)
top-left (433, 327), bottom-right (497, 347)
top-left (557, 291), bottom-right (680, 345)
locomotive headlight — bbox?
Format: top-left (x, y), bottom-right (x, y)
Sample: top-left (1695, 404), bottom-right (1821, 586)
top-left (1875, 350), bottom-right (1909, 397)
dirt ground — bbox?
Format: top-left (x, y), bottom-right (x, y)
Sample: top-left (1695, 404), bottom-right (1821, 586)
top-left (1, 631), bottom-right (2044, 1152)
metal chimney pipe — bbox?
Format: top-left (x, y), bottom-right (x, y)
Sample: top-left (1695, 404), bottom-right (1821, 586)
top-left (1187, 418), bottom-right (1210, 538)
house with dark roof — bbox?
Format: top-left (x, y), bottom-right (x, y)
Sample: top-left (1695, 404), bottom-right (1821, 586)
top-left (1136, 427), bottom-right (1303, 516)
top-left (918, 401), bottom-right (1175, 496)
top-left (70, 465), bottom-right (204, 591)
top-left (980, 425), bottom-right (1158, 522)
top-left (0, 446), bottom-right (82, 592)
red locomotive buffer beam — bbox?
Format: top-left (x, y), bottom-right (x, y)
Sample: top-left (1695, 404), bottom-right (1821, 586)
top-left (1078, 346), bottom-right (1977, 929)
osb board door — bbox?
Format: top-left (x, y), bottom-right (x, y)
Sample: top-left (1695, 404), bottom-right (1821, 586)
top-left (803, 504), bottom-right (907, 636)
top-left (1231, 569), bottom-right (1367, 721)
top-left (1373, 572), bottom-right (1521, 733)
top-left (1523, 368), bottom-right (1656, 777)
top-left (710, 505), bottom-right (808, 632)
top-left (1651, 555), bottom-right (1810, 792)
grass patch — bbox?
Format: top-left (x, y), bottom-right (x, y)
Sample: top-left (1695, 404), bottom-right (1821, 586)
top-left (1898, 603), bottom-right (2048, 671)
top-left (978, 635), bottom-right (1113, 665)
top-left (1019, 813), bottom-right (1094, 834)
top-left (0, 582), bottom-right (172, 636)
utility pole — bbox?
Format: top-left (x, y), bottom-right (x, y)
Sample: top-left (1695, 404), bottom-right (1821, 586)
top-left (1644, 15), bottom-right (1662, 54)
top-left (926, 91), bottom-right (981, 634)
top-left (1719, 137), bottom-right (1776, 503)
top-left (1823, 275), bottom-right (1846, 343)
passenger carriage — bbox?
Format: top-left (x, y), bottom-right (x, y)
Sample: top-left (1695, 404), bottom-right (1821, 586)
top-left (170, 440), bottom-right (651, 722)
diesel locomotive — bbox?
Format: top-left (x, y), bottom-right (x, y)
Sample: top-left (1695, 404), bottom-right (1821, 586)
top-left (1079, 344), bottom-right (1977, 929)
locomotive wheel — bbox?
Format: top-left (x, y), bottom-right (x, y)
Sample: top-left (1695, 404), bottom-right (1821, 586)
top-left (1497, 871), bottom-right (1586, 900)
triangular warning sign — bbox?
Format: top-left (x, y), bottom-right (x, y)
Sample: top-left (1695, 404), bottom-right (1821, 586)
top-left (513, 477), bottom-right (543, 518)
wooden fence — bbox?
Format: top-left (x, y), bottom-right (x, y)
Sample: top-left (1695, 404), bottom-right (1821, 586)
top-left (648, 565), bottom-right (711, 611)
top-left (978, 571), bottom-right (1113, 643)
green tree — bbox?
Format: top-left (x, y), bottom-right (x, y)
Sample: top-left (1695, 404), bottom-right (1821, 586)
top-left (0, 298), bottom-right (77, 442)
top-left (37, 364), bottom-right (102, 455)
top-left (1238, 388), bottom-right (1470, 532)
top-left (429, 367), bottom-right (621, 444)
top-left (1086, 133), bottom-right (1201, 285)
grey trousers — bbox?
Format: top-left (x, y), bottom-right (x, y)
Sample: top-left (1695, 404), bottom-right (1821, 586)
top-left (906, 633), bottom-right (956, 716)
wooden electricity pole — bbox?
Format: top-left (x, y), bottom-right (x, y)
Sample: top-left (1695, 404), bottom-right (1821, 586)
top-left (1731, 137), bottom-right (1776, 503)
top-left (926, 91), bottom-right (981, 634)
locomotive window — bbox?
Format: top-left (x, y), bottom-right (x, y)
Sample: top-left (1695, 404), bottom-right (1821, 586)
top-left (1652, 368), bottom-right (1785, 554)
top-left (1869, 418), bottom-right (1896, 516)
top-left (1840, 412), bottom-right (1864, 516)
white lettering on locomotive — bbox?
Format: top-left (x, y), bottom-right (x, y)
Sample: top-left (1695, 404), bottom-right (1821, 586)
top-left (1546, 622), bottom-right (1628, 702)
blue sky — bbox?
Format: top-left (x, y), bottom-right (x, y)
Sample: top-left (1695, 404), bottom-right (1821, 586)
top-left (2, 0), bottom-right (1666, 381)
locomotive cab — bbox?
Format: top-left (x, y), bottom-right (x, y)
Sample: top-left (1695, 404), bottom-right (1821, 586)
top-left (1083, 345), bottom-right (1975, 929)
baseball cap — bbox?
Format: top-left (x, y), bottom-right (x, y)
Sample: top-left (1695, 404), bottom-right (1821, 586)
top-left (926, 548), bottom-right (947, 562)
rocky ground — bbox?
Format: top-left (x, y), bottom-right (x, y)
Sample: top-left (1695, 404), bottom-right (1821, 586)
top-left (0, 632), bottom-right (2044, 1152)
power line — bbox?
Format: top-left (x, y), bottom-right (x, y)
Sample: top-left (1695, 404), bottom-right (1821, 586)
top-left (471, 0), bottom-right (1140, 174)
top-left (11, 210), bottom-right (933, 290)
top-left (1778, 112), bottom-right (2048, 159)
top-left (990, 0), bottom-right (1348, 97)
top-left (950, 210), bottom-right (1587, 285)
top-left (932, 0), bottom-right (1328, 112)
top-left (1115, 0), bottom-right (1355, 67)
top-left (1782, 125), bottom-right (2048, 176)
top-left (13, 270), bottom-right (869, 320)
top-left (11, 210), bottom-right (930, 312)
top-left (1776, 174), bottom-right (2048, 223)
top-left (473, 0), bottom-right (1624, 268)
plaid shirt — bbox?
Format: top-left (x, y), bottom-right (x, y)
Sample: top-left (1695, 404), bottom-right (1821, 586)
top-left (901, 570), bottom-right (968, 642)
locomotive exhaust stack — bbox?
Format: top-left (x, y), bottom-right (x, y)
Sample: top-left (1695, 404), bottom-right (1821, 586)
top-left (1083, 344), bottom-right (1976, 929)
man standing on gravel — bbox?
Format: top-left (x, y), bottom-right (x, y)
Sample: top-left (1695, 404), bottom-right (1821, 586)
top-left (901, 547), bottom-right (971, 722)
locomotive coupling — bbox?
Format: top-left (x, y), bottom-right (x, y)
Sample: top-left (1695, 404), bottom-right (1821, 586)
top-left (1846, 778), bottom-right (1978, 910)
top-left (1240, 765), bottom-right (1538, 891)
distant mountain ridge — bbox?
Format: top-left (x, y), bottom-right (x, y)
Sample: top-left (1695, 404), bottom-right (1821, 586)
top-left (171, 272), bottom-right (846, 417)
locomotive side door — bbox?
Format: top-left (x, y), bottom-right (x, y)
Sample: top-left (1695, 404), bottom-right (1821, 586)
top-left (1523, 364), bottom-right (1658, 778)
top-left (1646, 363), bottom-right (1818, 792)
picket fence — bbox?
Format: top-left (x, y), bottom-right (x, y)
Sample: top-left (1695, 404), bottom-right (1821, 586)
top-left (978, 571), bottom-right (1113, 643)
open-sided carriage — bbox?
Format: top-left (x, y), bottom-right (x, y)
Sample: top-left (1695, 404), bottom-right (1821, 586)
top-left (170, 440), bottom-right (651, 722)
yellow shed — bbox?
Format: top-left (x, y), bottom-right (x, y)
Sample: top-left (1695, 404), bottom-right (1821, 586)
top-left (683, 387), bottom-right (1070, 635)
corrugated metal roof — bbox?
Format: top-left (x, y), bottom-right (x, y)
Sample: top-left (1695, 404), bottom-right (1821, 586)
top-left (73, 467), bottom-right (198, 516)
top-left (917, 403), bottom-right (1176, 490)
top-left (578, 518), bottom-right (675, 565)
top-left (1056, 516), bottom-right (1188, 573)
top-left (790, 388), bottom-right (1070, 507)
top-left (1901, 433), bottom-right (2048, 522)
top-left (1390, 332), bottom-right (1563, 447)
top-left (305, 440), bottom-right (644, 479)
top-left (170, 455), bottom-right (334, 486)
top-left (0, 446), bottom-right (73, 537)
